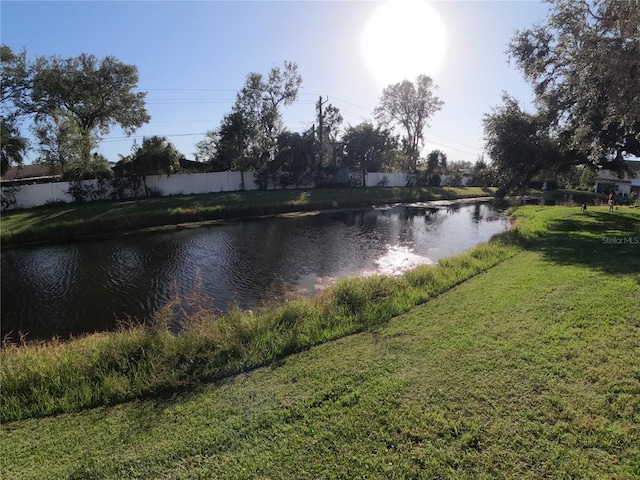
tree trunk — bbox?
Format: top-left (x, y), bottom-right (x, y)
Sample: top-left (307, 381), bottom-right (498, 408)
top-left (142, 176), bottom-right (149, 196)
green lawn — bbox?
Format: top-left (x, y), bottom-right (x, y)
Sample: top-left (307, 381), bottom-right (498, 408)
top-left (1, 205), bottom-right (639, 479)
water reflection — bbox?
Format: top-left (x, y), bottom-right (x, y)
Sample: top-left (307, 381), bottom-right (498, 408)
top-left (1, 201), bottom-right (509, 341)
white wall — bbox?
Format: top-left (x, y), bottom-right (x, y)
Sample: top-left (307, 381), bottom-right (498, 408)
top-left (1, 172), bottom-right (258, 209)
top-left (2, 170), bottom-right (461, 210)
top-left (365, 172), bottom-right (410, 187)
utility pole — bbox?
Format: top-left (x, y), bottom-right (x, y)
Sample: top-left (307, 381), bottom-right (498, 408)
top-left (316, 96), bottom-right (329, 168)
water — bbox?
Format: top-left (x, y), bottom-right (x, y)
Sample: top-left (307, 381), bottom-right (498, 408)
top-left (1, 201), bottom-right (509, 341)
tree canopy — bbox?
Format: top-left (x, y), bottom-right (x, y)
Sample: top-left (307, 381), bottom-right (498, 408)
top-left (130, 136), bottom-right (182, 177)
top-left (129, 136), bottom-right (182, 195)
top-left (374, 75), bottom-right (444, 174)
top-left (508, 0), bottom-right (640, 169)
top-left (1, 47), bottom-right (150, 176)
top-left (31, 53), bottom-right (150, 164)
top-left (315, 99), bottom-right (343, 168)
top-left (484, 94), bottom-right (567, 195)
top-left (233, 61), bottom-right (302, 164)
top-left (0, 118), bottom-right (27, 176)
top-left (425, 149), bottom-right (447, 174)
top-left (1, 46), bottom-right (30, 174)
top-left (2, 46), bottom-right (458, 185)
top-left (199, 61), bottom-right (302, 188)
top-left (342, 122), bottom-right (399, 176)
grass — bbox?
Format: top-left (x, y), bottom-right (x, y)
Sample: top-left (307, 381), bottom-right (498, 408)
top-left (0, 186), bottom-right (495, 247)
top-left (0, 231), bottom-right (519, 423)
top-left (1, 205), bottom-right (639, 478)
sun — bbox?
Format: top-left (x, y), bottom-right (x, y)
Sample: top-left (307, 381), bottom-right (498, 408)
top-left (362, 0), bottom-right (446, 85)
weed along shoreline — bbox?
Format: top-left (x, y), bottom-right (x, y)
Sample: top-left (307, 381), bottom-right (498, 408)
top-left (2, 204), bottom-right (639, 478)
top-left (1, 186), bottom-right (610, 249)
top-left (0, 186), bottom-right (497, 247)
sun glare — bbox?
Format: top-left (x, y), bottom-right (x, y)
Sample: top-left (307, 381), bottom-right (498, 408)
top-left (362, 0), bottom-right (446, 85)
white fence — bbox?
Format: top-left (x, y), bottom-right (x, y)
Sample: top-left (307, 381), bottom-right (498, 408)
top-left (1, 171), bottom-right (439, 210)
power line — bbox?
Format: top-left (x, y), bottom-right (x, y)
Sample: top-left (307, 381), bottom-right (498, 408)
top-left (426, 130), bottom-right (481, 151)
top-left (423, 138), bottom-right (481, 157)
top-left (326, 95), bottom-right (372, 113)
top-left (101, 132), bottom-right (207, 143)
top-left (107, 87), bottom-right (482, 158)
top-left (135, 88), bottom-right (238, 92)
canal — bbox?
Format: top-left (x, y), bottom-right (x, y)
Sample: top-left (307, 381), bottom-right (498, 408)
top-left (1, 200), bottom-right (509, 341)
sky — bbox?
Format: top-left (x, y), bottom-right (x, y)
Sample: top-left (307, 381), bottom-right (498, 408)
top-left (1, 0), bottom-right (552, 165)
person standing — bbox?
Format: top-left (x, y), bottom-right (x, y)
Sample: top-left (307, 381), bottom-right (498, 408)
top-left (608, 191), bottom-right (615, 212)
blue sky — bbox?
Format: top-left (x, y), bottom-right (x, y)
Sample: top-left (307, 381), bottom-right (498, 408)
top-left (1, 1), bottom-right (551, 164)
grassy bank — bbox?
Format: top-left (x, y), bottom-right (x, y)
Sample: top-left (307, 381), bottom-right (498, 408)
top-left (1, 205), bottom-right (638, 479)
top-left (0, 186), bottom-right (494, 247)
top-left (1, 226), bottom-right (520, 422)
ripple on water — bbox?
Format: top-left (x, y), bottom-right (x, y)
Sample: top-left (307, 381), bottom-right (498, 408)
top-left (1, 202), bottom-right (509, 340)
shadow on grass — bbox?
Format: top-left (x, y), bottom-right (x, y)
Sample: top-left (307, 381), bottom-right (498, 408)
top-left (510, 210), bottom-right (640, 279)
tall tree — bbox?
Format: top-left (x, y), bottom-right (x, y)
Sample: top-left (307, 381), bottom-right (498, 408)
top-left (508, 0), bottom-right (640, 170)
top-left (374, 75), bottom-right (444, 173)
top-left (31, 53), bottom-right (150, 165)
top-left (235, 61), bottom-right (302, 167)
top-left (211, 61), bottom-right (302, 188)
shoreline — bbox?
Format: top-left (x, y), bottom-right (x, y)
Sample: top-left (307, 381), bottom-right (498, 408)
top-left (1, 187), bottom-right (498, 248)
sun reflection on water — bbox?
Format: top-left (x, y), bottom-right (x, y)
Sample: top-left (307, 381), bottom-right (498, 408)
top-left (371, 244), bottom-right (434, 276)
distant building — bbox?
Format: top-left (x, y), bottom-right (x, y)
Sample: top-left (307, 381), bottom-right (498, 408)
top-left (178, 158), bottom-right (210, 173)
top-left (594, 160), bottom-right (640, 197)
top-left (1, 164), bottom-right (58, 186)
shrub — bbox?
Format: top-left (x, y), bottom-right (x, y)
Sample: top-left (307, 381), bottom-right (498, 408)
top-left (0, 185), bottom-right (21, 211)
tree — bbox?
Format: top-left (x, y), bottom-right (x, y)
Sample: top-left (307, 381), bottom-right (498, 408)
top-left (213, 110), bottom-right (259, 189)
top-left (0, 118), bottom-right (28, 176)
top-left (374, 75), bottom-right (444, 173)
top-left (483, 94), bottom-right (567, 195)
top-left (62, 152), bottom-right (112, 181)
top-left (31, 53), bottom-right (150, 165)
top-left (315, 98), bottom-right (343, 167)
top-left (424, 149), bottom-right (447, 174)
top-left (1, 46), bottom-right (31, 174)
top-left (274, 130), bottom-right (315, 187)
top-left (469, 157), bottom-right (496, 187)
top-left (129, 136), bottom-right (182, 196)
top-left (508, 0), bottom-right (640, 171)
top-left (33, 110), bottom-right (95, 172)
top-left (235, 61), bottom-right (302, 168)
top-left (418, 149), bottom-right (448, 186)
top-left (445, 160), bottom-right (474, 186)
top-left (209, 61), bottom-right (302, 189)
top-left (342, 122), bottom-right (399, 184)
top-left (1, 45), bottom-right (31, 120)
top-left (195, 130), bottom-right (223, 170)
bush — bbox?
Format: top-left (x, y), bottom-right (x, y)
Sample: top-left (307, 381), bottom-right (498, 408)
top-left (67, 181), bottom-right (96, 203)
top-left (0, 185), bottom-right (21, 211)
